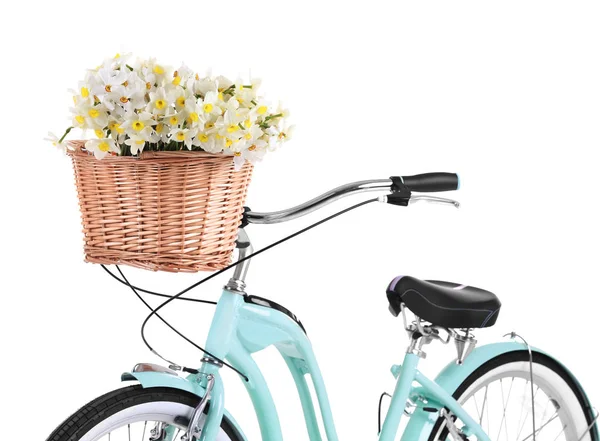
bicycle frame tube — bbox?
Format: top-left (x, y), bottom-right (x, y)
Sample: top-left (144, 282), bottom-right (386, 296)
top-left (198, 288), bottom-right (339, 441)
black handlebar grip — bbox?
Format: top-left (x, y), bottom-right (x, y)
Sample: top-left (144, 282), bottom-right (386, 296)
top-left (398, 173), bottom-right (460, 192)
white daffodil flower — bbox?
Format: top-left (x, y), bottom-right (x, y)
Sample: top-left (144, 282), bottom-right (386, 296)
top-left (267, 120), bottom-right (295, 150)
top-left (85, 138), bottom-right (119, 159)
top-left (198, 91), bottom-right (221, 116)
top-left (91, 66), bottom-right (129, 98)
top-left (191, 74), bottom-right (217, 96)
top-left (104, 84), bottom-right (145, 113)
top-left (163, 109), bottom-right (185, 130)
top-left (148, 88), bottom-right (171, 115)
top-left (170, 87), bottom-right (194, 110)
top-left (216, 109), bottom-right (244, 139)
top-left (142, 58), bottom-right (170, 83)
top-left (171, 64), bottom-right (193, 88)
top-left (121, 111), bottom-right (154, 136)
top-left (169, 127), bottom-right (198, 150)
top-left (124, 127), bottom-right (153, 155)
top-left (196, 133), bottom-right (221, 153)
top-left (44, 132), bottom-right (68, 152)
top-left (251, 99), bottom-right (271, 119)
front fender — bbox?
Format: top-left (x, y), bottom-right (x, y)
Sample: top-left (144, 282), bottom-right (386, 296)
top-left (121, 367), bottom-right (248, 441)
top-left (402, 342), bottom-right (598, 441)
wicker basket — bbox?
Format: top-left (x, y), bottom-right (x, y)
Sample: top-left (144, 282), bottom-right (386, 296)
top-left (67, 141), bottom-right (253, 273)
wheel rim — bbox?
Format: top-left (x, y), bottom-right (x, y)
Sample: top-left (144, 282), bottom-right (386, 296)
top-left (78, 402), bottom-right (231, 441)
top-left (437, 361), bottom-right (587, 441)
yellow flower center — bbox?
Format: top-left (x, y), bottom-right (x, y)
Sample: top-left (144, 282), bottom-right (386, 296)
top-left (195, 73), bottom-right (200, 80)
top-left (176, 132), bottom-right (186, 141)
top-left (257, 106), bottom-right (267, 115)
top-left (120, 96), bottom-right (129, 103)
top-left (155, 123), bottom-right (164, 133)
top-left (155, 99), bottom-right (166, 110)
top-left (75, 115), bottom-right (85, 124)
top-left (122, 81), bottom-right (128, 87)
top-left (218, 92), bottom-right (224, 100)
top-left (109, 122), bottom-right (124, 134)
top-left (279, 132), bottom-right (287, 139)
top-left (172, 76), bottom-right (181, 86)
top-left (244, 119), bottom-right (251, 128)
top-left (244, 133), bottom-right (252, 140)
top-left (146, 82), bottom-right (152, 90)
top-left (98, 142), bottom-right (110, 152)
top-left (153, 65), bottom-right (164, 75)
top-left (236, 97), bottom-right (243, 104)
top-left (176, 96), bottom-right (186, 107)
top-left (189, 112), bottom-right (199, 122)
top-left (94, 129), bottom-right (104, 138)
top-left (203, 103), bottom-right (213, 113)
top-left (234, 152), bottom-right (241, 156)
top-left (215, 134), bottom-right (223, 140)
top-left (227, 125), bottom-right (238, 133)
top-left (169, 116), bottom-right (178, 125)
top-left (135, 140), bottom-right (145, 145)
top-left (205, 122), bottom-right (215, 129)
top-left (248, 145), bottom-right (256, 151)
top-left (133, 121), bottom-right (144, 131)
top-left (88, 109), bottom-right (100, 118)
top-left (81, 87), bottom-right (89, 98)
top-left (225, 139), bottom-right (233, 147)
top-left (105, 85), bottom-right (111, 93)
top-left (199, 134), bottom-right (209, 142)
top-left (115, 53), bottom-right (121, 59)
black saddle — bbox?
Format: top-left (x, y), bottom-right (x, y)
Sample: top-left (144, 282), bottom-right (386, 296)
top-left (386, 276), bottom-right (501, 328)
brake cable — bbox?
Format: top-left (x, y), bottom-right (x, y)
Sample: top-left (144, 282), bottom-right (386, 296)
top-left (105, 198), bottom-right (379, 381)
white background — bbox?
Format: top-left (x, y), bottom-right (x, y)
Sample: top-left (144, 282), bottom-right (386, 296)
top-left (1, 1), bottom-right (599, 440)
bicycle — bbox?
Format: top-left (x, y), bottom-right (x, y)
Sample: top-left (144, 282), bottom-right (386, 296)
top-left (46, 173), bottom-right (598, 441)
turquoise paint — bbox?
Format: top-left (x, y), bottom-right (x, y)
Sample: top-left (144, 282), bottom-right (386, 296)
top-left (125, 293), bottom-right (598, 441)
top-left (282, 355), bottom-right (323, 441)
top-left (379, 353), bottom-right (420, 441)
top-left (226, 338), bottom-right (284, 441)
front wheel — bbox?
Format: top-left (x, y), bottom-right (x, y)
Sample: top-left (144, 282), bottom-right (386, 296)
top-left (428, 351), bottom-right (597, 441)
top-left (46, 385), bottom-right (244, 441)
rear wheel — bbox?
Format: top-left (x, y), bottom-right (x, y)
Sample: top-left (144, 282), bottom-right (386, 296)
top-left (428, 351), bottom-right (597, 441)
top-left (46, 385), bottom-right (244, 441)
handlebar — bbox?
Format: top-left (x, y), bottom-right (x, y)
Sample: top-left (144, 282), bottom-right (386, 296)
top-left (245, 173), bottom-right (459, 225)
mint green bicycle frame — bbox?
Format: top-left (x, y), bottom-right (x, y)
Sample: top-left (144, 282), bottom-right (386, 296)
top-left (125, 285), bottom-right (592, 441)
top-left (191, 288), bottom-right (495, 441)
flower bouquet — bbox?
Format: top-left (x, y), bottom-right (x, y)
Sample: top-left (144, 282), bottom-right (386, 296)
top-left (49, 54), bottom-right (293, 272)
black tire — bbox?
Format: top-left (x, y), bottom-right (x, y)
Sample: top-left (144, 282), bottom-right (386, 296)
top-left (46, 385), bottom-right (244, 441)
top-left (427, 351), bottom-right (598, 441)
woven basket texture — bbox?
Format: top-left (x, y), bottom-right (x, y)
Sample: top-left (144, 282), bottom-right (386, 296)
top-left (68, 141), bottom-right (253, 272)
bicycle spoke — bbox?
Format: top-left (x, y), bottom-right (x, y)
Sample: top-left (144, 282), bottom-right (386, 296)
top-left (496, 377), bottom-right (515, 441)
top-left (516, 385), bottom-right (540, 440)
top-left (128, 424), bottom-right (131, 441)
top-left (142, 422), bottom-right (147, 441)
top-left (520, 412), bottom-right (559, 441)
top-left (552, 423), bottom-right (568, 441)
top-left (480, 385), bottom-right (489, 426)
